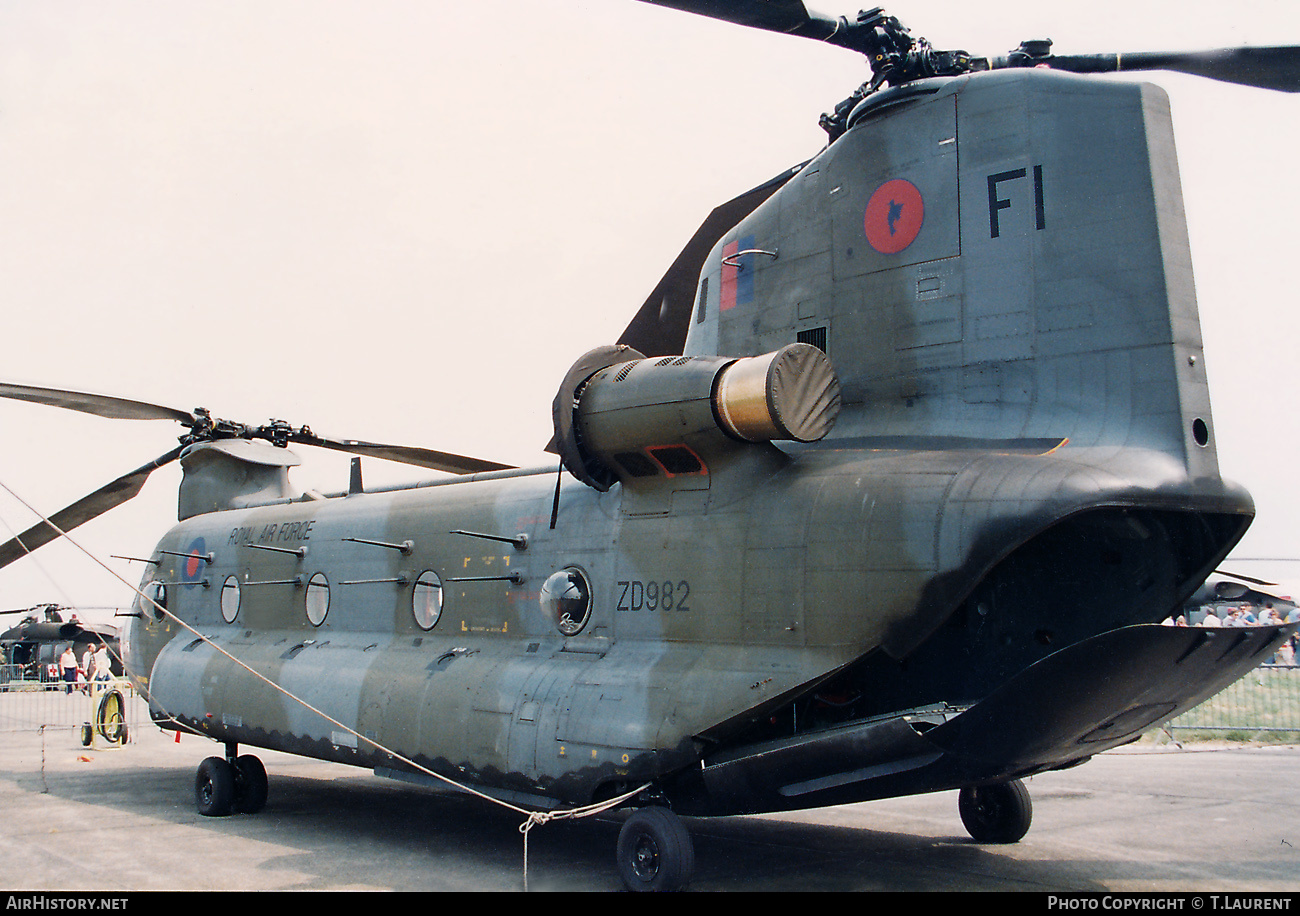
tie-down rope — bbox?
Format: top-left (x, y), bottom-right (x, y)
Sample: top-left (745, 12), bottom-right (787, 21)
top-left (0, 477), bottom-right (648, 890)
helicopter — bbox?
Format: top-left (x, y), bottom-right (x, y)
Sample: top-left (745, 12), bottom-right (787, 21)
top-left (1181, 570), bottom-right (1298, 626)
top-left (1, 0), bottom-right (1299, 893)
top-left (0, 604), bottom-right (121, 684)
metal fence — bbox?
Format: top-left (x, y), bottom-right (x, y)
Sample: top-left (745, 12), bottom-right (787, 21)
top-left (1, 662), bottom-right (1295, 746)
top-left (0, 665), bottom-right (144, 746)
top-left (1163, 662), bottom-right (1300, 740)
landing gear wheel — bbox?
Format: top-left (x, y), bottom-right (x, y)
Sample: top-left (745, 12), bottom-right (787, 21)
top-left (196, 756), bottom-right (235, 817)
top-left (232, 754), bottom-right (268, 814)
top-left (616, 807), bottom-right (694, 892)
top-left (958, 778), bottom-right (1032, 843)
top-left (80, 723), bottom-right (92, 747)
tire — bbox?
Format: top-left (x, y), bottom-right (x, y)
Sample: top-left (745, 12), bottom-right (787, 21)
top-left (196, 756), bottom-right (235, 817)
top-left (958, 778), bottom-right (1033, 844)
top-left (95, 689), bottom-right (127, 745)
top-left (80, 724), bottom-right (93, 747)
top-left (232, 754), bottom-right (268, 814)
top-left (616, 807), bottom-right (694, 892)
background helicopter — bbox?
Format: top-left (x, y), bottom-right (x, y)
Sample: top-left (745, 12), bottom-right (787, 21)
top-left (0, 604), bottom-right (121, 682)
top-left (1182, 570), bottom-right (1298, 625)
top-left (0, 0), bottom-right (1294, 888)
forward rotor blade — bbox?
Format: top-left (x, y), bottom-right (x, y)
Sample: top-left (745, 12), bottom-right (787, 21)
top-left (290, 433), bottom-right (513, 476)
top-left (0, 446), bottom-right (185, 571)
top-left (1032, 47), bottom-right (1300, 93)
top-left (0, 382), bottom-right (195, 423)
top-left (0, 382), bottom-right (509, 475)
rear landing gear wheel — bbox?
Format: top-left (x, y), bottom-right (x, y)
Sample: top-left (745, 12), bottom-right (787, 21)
top-left (195, 756), bottom-right (235, 817)
top-left (616, 806), bottom-right (694, 892)
top-left (959, 778), bottom-right (1032, 843)
top-left (232, 754), bottom-right (268, 814)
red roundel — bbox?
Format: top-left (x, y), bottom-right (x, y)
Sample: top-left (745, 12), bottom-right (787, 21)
top-left (181, 536), bottom-right (207, 587)
top-left (864, 178), bottom-right (924, 254)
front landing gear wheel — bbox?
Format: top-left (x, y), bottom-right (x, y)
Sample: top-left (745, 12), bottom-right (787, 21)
top-left (196, 756), bottom-right (235, 817)
top-left (616, 807), bottom-right (694, 892)
top-left (958, 778), bottom-right (1032, 843)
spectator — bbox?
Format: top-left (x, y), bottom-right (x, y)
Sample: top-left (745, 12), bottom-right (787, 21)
top-left (92, 644), bottom-right (112, 682)
top-left (58, 647), bottom-right (78, 694)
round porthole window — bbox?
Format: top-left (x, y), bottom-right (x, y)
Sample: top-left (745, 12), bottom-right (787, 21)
top-left (220, 576), bottom-right (241, 624)
top-left (142, 581), bottom-right (167, 621)
top-left (413, 570), bottom-right (444, 630)
top-left (540, 567), bottom-right (592, 637)
top-left (305, 572), bottom-right (330, 626)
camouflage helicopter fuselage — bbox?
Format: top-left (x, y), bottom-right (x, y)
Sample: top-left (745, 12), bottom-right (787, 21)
top-left (124, 70), bottom-right (1283, 817)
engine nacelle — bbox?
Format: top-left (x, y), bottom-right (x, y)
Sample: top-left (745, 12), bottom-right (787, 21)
top-left (551, 343), bottom-right (840, 491)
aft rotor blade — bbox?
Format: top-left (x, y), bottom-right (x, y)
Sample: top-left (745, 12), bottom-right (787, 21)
top-left (619, 162), bottom-right (805, 357)
top-left (639, 0), bottom-right (827, 35)
top-left (290, 433), bottom-right (513, 476)
top-left (1034, 47), bottom-right (1300, 92)
top-left (0, 446), bottom-right (185, 571)
top-left (0, 382), bottom-right (195, 423)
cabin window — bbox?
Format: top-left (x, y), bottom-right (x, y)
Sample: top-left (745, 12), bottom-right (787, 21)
top-left (142, 581), bottom-right (167, 621)
top-left (540, 567), bottom-right (592, 637)
top-left (220, 576), bottom-right (241, 624)
top-left (305, 573), bottom-right (330, 626)
top-left (413, 570), bottom-right (444, 630)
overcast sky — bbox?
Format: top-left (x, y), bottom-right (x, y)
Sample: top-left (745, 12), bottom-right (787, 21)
top-left (1, 0), bottom-right (1298, 622)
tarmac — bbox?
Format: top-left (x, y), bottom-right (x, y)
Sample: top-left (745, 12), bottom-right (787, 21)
top-left (1, 711), bottom-right (1299, 894)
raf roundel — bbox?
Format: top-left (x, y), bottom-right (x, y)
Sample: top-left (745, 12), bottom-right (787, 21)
top-left (182, 537), bottom-right (207, 588)
top-left (864, 178), bottom-right (924, 254)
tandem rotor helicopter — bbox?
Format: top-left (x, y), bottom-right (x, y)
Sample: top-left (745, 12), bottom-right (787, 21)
top-left (2, 0), bottom-right (1299, 892)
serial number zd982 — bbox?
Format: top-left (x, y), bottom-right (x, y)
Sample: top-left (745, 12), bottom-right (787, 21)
top-left (616, 580), bottom-right (691, 613)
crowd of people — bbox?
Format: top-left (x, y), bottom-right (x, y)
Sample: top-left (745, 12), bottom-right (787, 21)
top-left (1162, 603), bottom-right (1299, 665)
top-left (55, 642), bottom-right (114, 694)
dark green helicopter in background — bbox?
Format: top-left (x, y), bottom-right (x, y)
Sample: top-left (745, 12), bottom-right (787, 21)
top-left (1, 0), bottom-right (1298, 892)
top-left (0, 604), bottom-right (121, 682)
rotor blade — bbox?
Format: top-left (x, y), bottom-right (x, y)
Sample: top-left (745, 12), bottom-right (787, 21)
top-left (0, 382), bottom-right (195, 423)
top-left (289, 433), bottom-right (513, 476)
top-left (0, 605), bottom-right (118, 616)
top-left (618, 162), bottom-right (806, 357)
top-left (1214, 568), bottom-right (1279, 587)
top-left (1032, 47), bottom-right (1300, 93)
top-left (0, 446), bottom-right (185, 571)
top-left (637, 0), bottom-right (837, 38)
